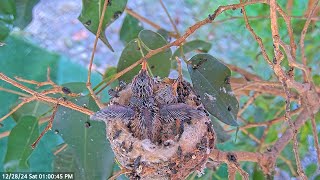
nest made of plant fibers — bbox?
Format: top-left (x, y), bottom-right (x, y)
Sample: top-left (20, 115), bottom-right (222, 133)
top-left (100, 79), bottom-right (215, 180)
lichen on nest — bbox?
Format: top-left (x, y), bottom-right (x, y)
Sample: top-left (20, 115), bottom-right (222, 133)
top-left (91, 63), bottom-right (215, 180)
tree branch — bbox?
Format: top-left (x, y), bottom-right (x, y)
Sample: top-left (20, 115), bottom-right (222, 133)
top-left (0, 73), bottom-right (94, 117)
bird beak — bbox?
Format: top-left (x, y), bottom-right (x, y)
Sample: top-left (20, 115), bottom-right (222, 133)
top-left (90, 110), bottom-right (107, 122)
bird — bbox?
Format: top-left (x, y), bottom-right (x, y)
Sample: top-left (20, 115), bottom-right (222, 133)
top-left (91, 60), bottom-right (205, 144)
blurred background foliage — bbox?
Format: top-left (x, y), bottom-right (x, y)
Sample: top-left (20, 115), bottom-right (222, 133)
top-left (0, 0), bottom-right (319, 179)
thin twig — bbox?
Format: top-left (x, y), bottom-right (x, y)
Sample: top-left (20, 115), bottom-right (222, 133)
top-left (228, 108), bottom-right (302, 132)
top-left (96, 0), bottom-right (268, 95)
top-left (310, 113), bottom-right (320, 165)
top-left (279, 155), bottom-right (298, 176)
top-left (0, 116), bottom-right (53, 140)
top-left (0, 97), bottom-right (35, 122)
top-left (275, 3), bottom-right (296, 61)
top-left (0, 73), bottom-right (94, 116)
top-left (0, 87), bottom-right (29, 97)
top-left (125, 8), bottom-right (161, 29)
top-left (269, 1), bottom-right (306, 178)
top-left (15, 77), bottom-right (54, 88)
top-left (31, 99), bottom-right (60, 149)
top-left (86, 0), bottom-right (109, 109)
top-left (238, 92), bottom-right (260, 116)
top-left (300, 0), bottom-right (320, 81)
top-left (213, 15), bottom-right (320, 25)
top-left (175, 56), bottom-right (183, 78)
top-left (227, 64), bottom-right (261, 81)
top-left (14, 68), bottom-right (79, 97)
top-left (109, 169), bottom-right (130, 180)
top-left (233, 81), bottom-right (282, 93)
top-left (125, 8), bottom-right (179, 38)
top-left (227, 165), bottom-right (237, 180)
top-left (279, 40), bottom-right (308, 73)
top-left (54, 144), bottom-right (68, 156)
top-left (241, 128), bottom-right (261, 144)
top-left (286, 0), bottom-right (293, 15)
top-left (270, 0), bottom-right (281, 60)
top-left (241, 4), bottom-right (272, 66)
top-left (159, 0), bottom-right (180, 36)
top-left (257, 126), bottom-right (270, 152)
top-left (0, 131), bottom-right (10, 139)
top-left (211, 108), bottom-right (313, 175)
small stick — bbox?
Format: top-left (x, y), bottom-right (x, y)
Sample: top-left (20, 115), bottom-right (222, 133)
top-left (299, 0), bottom-right (320, 81)
top-left (0, 131), bottom-right (10, 139)
top-left (0, 73), bottom-right (94, 116)
top-left (238, 92), bottom-right (260, 116)
top-left (108, 169), bottom-right (130, 180)
top-left (54, 144), bottom-right (68, 156)
top-left (96, 0), bottom-right (267, 94)
top-left (159, 0), bottom-right (180, 37)
top-left (310, 112), bottom-right (320, 165)
top-left (279, 155), bottom-right (298, 176)
top-left (172, 57), bottom-right (183, 95)
top-left (125, 8), bottom-right (179, 39)
top-left (175, 56), bottom-right (183, 79)
top-left (15, 67), bottom-right (56, 88)
top-left (141, 60), bottom-right (147, 71)
top-left (86, 0), bottom-right (110, 109)
top-left (0, 87), bottom-right (29, 97)
top-left (300, 0), bottom-right (320, 67)
top-left (0, 97), bottom-right (35, 122)
top-left (31, 99), bottom-right (61, 149)
top-left (15, 76), bottom-right (53, 88)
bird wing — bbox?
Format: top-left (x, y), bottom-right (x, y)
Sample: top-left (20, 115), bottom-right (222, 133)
top-left (159, 103), bottom-right (205, 123)
top-left (90, 105), bottom-right (134, 124)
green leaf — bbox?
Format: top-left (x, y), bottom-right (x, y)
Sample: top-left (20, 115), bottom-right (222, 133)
top-left (117, 30), bottom-right (172, 83)
top-left (0, 34), bottom-right (103, 87)
top-left (157, 29), bottom-right (171, 42)
top-left (253, 166), bottom-right (266, 180)
top-left (103, 66), bottom-right (119, 88)
top-left (0, 35), bottom-right (103, 172)
top-left (172, 40), bottom-right (212, 58)
top-left (29, 129), bottom-right (63, 172)
top-left (4, 115), bottom-right (39, 172)
top-left (54, 145), bottom-right (82, 178)
top-left (78, 0), bottom-right (128, 51)
top-left (12, 101), bottom-right (51, 123)
top-left (93, 66), bottom-right (119, 93)
top-left (301, 121), bottom-right (311, 144)
top-left (313, 74), bottom-right (320, 86)
top-left (0, 0), bottom-right (15, 41)
top-left (210, 116), bottom-right (231, 143)
top-left (0, 35), bottom-right (59, 172)
top-left (117, 39), bottom-right (141, 83)
top-left (187, 54), bottom-right (239, 126)
top-left (0, 34), bottom-right (108, 173)
top-left (120, 14), bottom-right (143, 44)
top-left (0, 0), bottom-right (38, 40)
top-left (138, 29), bottom-right (169, 51)
top-left (104, 66), bottom-right (117, 80)
top-left (305, 163), bottom-right (317, 177)
top-left (314, 175), bottom-right (320, 180)
top-left (14, 0), bottom-right (39, 29)
top-left (52, 82), bottom-right (114, 180)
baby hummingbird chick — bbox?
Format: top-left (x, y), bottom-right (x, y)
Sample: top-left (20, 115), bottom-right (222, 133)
top-left (90, 60), bottom-right (215, 180)
top-left (91, 60), bottom-right (204, 144)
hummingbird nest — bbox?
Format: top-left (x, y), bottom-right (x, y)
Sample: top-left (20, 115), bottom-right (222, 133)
top-left (91, 68), bottom-right (216, 180)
